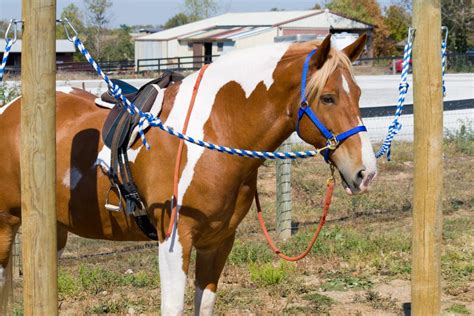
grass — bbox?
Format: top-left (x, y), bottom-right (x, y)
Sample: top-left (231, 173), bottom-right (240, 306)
top-left (228, 240), bottom-right (274, 265)
top-left (303, 292), bottom-right (335, 307)
top-left (249, 262), bottom-right (295, 286)
top-left (445, 304), bottom-right (471, 315)
top-left (445, 121), bottom-right (474, 155)
top-left (58, 263), bottom-right (159, 299)
top-left (320, 273), bottom-right (374, 291)
top-left (354, 290), bottom-right (398, 311)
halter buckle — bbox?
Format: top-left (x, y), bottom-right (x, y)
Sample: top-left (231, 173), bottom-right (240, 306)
top-left (327, 136), bottom-right (339, 150)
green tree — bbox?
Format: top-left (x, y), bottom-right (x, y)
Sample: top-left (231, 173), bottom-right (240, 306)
top-left (0, 20), bottom-right (9, 36)
top-left (56, 4), bottom-right (85, 39)
top-left (164, 13), bottom-right (190, 29)
top-left (326, 0), bottom-right (393, 56)
top-left (384, 5), bottom-right (411, 43)
top-left (184, 0), bottom-right (218, 21)
top-left (103, 25), bottom-right (134, 61)
top-left (84, 0), bottom-right (113, 60)
top-left (441, 0), bottom-right (473, 53)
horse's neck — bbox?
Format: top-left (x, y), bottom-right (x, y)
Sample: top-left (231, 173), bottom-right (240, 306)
top-left (165, 43), bottom-right (298, 152)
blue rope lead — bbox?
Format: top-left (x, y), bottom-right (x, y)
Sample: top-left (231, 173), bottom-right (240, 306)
top-left (0, 39), bottom-right (13, 82)
top-left (0, 19), bottom-right (21, 82)
top-left (375, 27), bottom-right (448, 160)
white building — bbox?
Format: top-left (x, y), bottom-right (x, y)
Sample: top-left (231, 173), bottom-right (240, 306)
top-left (135, 9), bottom-right (373, 71)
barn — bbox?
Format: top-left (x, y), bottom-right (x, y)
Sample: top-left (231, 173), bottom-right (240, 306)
top-left (0, 39), bottom-right (76, 71)
top-left (135, 9), bottom-right (374, 71)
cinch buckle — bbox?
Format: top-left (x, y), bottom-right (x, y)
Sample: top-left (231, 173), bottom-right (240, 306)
top-left (327, 137), bottom-right (339, 150)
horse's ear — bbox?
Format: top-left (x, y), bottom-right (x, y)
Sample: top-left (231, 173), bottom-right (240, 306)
top-left (312, 34), bottom-right (332, 69)
top-left (342, 34), bottom-right (367, 62)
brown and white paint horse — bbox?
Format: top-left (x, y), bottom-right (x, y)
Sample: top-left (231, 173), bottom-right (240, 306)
top-left (0, 34), bottom-right (376, 314)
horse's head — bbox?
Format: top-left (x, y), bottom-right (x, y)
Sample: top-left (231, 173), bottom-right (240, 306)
top-left (295, 34), bottom-right (377, 195)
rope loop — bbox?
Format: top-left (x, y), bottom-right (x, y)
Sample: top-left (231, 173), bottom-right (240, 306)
top-left (389, 120), bottom-right (402, 132)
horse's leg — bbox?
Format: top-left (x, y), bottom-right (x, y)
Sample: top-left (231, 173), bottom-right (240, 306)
top-left (0, 212), bottom-right (20, 288)
top-left (0, 211), bottom-right (20, 314)
top-left (194, 234), bottom-right (235, 316)
top-left (194, 172), bottom-right (257, 315)
top-left (159, 226), bottom-right (193, 316)
top-left (57, 224), bottom-right (68, 258)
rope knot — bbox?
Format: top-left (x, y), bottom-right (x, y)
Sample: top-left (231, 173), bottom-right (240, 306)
top-left (389, 120), bottom-right (402, 132)
top-left (399, 82), bottom-right (409, 92)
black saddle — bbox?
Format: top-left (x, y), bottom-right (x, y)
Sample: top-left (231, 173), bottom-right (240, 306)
top-left (101, 71), bottom-right (184, 240)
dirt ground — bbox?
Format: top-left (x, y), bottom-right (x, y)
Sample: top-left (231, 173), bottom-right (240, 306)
top-left (7, 140), bottom-right (474, 315)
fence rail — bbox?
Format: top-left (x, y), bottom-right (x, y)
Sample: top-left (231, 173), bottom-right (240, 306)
top-left (2, 60), bottom-right (135, 74)
top-left (136, 55), bottom-right (220, 73)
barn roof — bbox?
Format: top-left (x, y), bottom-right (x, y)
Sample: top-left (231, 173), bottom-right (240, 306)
top-left (179, 26), bottom-right (273, 42)
top-left (137, 10), bottom-right (372, 42)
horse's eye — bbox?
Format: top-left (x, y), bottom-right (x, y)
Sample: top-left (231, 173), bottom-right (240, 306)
top-left (321, 95), bottom-right (335, 105)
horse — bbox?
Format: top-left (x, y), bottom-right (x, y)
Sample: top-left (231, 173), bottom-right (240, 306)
top-left (0, 34), bottom-right (377, 315)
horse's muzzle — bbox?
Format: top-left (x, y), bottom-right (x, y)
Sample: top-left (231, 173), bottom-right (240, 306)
top-left (341, 169), bottom-right (377, 195)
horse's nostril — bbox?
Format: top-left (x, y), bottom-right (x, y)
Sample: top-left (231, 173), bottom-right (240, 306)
top-left (355, 169), bottom-right (365, 187)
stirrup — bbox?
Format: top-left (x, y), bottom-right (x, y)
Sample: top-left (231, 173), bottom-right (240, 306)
top-left (105, 183), bottom-right (123, 212)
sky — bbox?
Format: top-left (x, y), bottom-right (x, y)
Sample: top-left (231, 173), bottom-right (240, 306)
top-left (0, 0), bottom-right (393, 27)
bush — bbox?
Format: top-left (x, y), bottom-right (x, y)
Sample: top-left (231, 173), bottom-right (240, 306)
top-left (445, 121), bottom-right (474, 155)
top-left (0, 82), bottom-right (21, 107)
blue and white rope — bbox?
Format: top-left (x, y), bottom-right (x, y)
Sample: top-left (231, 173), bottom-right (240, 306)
top-left (72, 35), bottom-right (327, 159)
top-left (376, 28), bottom-right (448, 160)
top-left (375, 37), bottom-right (413, 160)
top-left (441, 40), bottom-right (447, 97)
top-left (0, 39), bottom-right (13, 81)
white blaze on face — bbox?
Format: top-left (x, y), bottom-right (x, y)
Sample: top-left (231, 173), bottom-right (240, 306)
top-left (358, 118), bottom-right (377, 189)
top-left (342, 73), bottom-right (351, 95)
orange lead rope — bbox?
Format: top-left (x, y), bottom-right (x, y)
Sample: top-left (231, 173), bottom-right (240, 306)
top-left (166, 64), bottom-right (210, 238)
top-left (255, 177), bottom-right (335, 262)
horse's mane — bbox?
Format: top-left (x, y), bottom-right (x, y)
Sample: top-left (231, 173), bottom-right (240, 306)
top-left (289, 41), bottom-right (355, 102)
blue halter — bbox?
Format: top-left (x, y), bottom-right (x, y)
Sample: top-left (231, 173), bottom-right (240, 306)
top-left (296, 49), bottom-right (367, 163)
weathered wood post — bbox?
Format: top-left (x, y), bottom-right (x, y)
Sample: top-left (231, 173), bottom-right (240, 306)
top-left (276, 139), bottom-right (292, 239)
top-left (21, 0), bottom-right (58, 315)
top-left (411, 0), bottom-right (443, 314)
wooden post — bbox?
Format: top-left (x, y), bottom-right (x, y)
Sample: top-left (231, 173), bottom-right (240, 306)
top-left (276, 139), bottom-right (292, 239)
top-left (411, 0), bottom-right (443, 314)
top-left (21, 0), bottom-right (58, 315)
